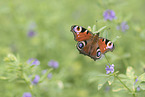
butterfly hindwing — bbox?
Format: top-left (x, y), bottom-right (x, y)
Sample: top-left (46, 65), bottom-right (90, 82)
top-left (76, 40), bottom-right (91, 56)
top-left (98, 38), bottom-right (115, 54)
top-left (76, 39), bottom-right (102, 61)
top-left (89, 44), bottom-right (103, 61)
top-left (71, 25), bottom-right (93, 41)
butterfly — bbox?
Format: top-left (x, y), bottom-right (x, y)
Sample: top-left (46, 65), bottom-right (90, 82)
top-left (70, 25), bottom-right (115, 61)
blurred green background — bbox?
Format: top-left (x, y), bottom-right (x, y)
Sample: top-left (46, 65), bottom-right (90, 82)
top-left (1, 0), bottom-right (145, 97)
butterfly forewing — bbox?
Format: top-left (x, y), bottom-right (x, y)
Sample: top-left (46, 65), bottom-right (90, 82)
top-left (98, 38), bottom-right (115, 54)
top-left (71, 25), bottom-right (93, 41)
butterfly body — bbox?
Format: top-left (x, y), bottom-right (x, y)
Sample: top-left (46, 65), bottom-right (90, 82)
top-left (71, 25), bottom-right (115, 61)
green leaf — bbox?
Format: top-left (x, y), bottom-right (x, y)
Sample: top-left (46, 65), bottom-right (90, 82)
top-left (23, 73), bottom-right (29, 82)
top-left (126, 66), bottom-right (134, 79)
top-left (112, 88), bottom-right (125, 92)
top-left (98, 78), bottom-right (107, 90)
top-left (139, 82), bottom-right (145, 90)
top-left (125, 79), bottom-right (134, 90)
top-left (112, 79), bottom-right (127, 92)
top-left (118, 74), bottom-right (127, 79)
top-left (3, 54), bottom-right (17, 62)
top-left (92, 25), bottom-right (96, 32)
top-left (98, 76), bottom-right (110, 90)
top-left (98, 26), bottom-right (107, 32)
top-left (114, 71), bottom-right (119, 74)
top-left (123, 67), bottom-right (135, 90)
top-left (88, 72), bottom-right (108, 83)
top-left (88, 77), bottom-right (99, 83)
top-left (138, 73), bottom-right (145, 81)
top-left (30, 65), bottom-right (35, 68)
top-left (88, 72), bottom-right (109, 77)
top-left (112, 82), bottom-right (125, 92)
top-left (108, 76), bottom-right (114, 85)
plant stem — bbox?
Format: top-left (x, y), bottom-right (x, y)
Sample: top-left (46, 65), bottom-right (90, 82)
top-left (115, 75), bottom-right (136, 97)
top-left (21, 64), bottom-right (36, 96)
top-left (104, 54), bottom-right (111, 64)
top-left (115, 75), bottom-right (132, 92)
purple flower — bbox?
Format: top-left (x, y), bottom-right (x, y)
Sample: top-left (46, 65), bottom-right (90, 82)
top-left (48, 60), bottom-right (59, 69)
top-left (32, 75), bottom-right (40, 85)
top-left (133, 77), bottom-right (141, 91)
top-left (105, 64), bottom-right (114, 74)
top-left (103, 10), bottom-right (116, 21)
top-left (105, 86), bottom-right (110, 92)
top-left (135, 78), bottom-right (138, 82)
top-left (116, 22), bottom-right (129, 32)
top-left (27, 58), bottom-right (40, 66)
top-left (42, 70), bottom-right (52, 79)
top-left (134, 77), bottom-right (138, 85)
top-left (47, 73), bottom-right (52, 79)
top-left (27, 30), bottom-right (36, 37)
top-left (42, 69), bottom-right (47, 74)
top-left (137, 86), bottom-right (140, 91)
top-left (27, 22), bottom-right (36, 38)
top-left (22, 92), bottom-right (32, 97)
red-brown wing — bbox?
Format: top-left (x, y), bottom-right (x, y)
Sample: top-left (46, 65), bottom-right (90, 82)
top-left (76, 40), bottom-right (103, 61)
top-left (76, 40), bottom-right (92, 56)
top-left (71, 25), bottom-right (93, 41)
top-left (98, 38), bottom-right (115, 54)
top-left (89, 43), bottom-right (103, 61)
